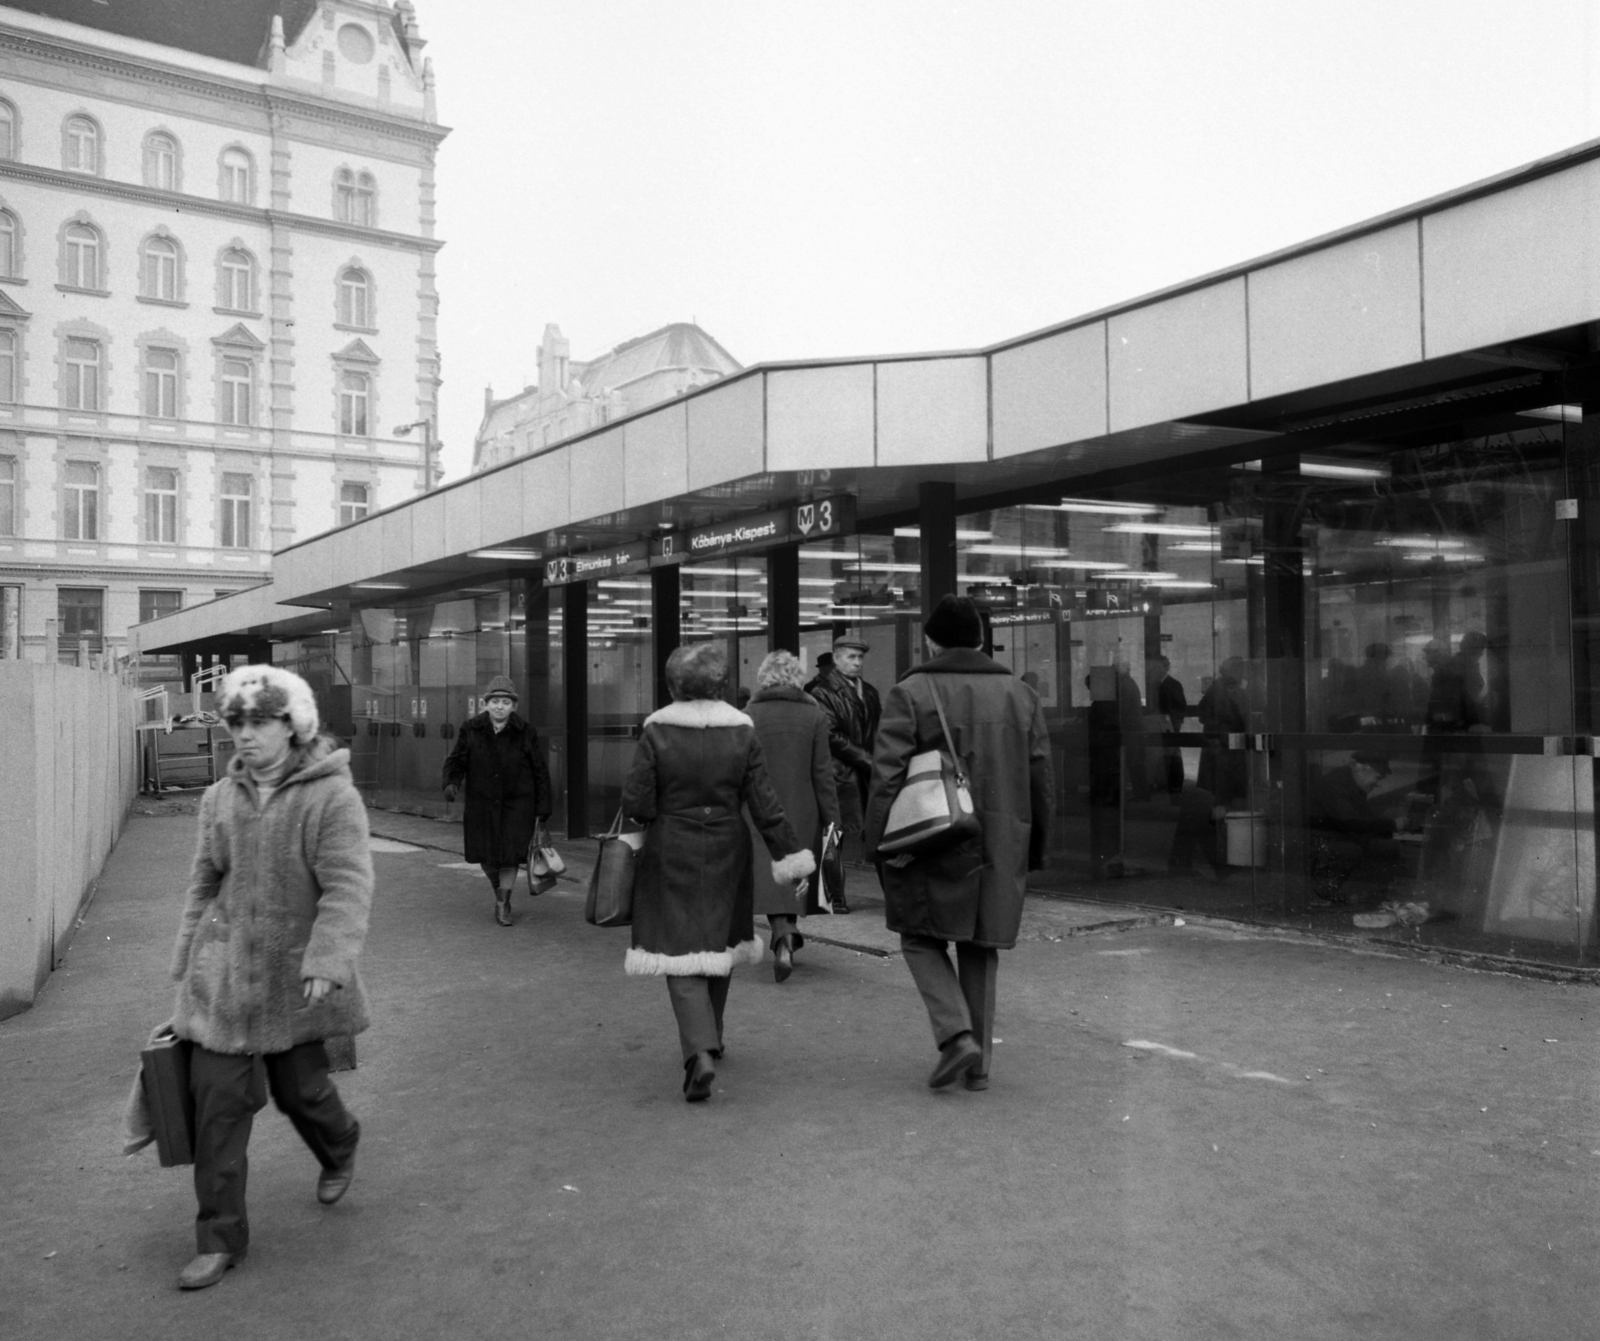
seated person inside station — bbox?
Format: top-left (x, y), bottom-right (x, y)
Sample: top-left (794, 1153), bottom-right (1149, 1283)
top-left (1308, 752), bottom-right (1417, 906)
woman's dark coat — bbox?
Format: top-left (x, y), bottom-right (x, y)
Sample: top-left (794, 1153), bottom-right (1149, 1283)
top-left (441, 711), bottom-right (552, 866)
top-left (743, 686), bottom-right (840, 917)
top-left (863, 649), bottom-right (1053, 948)
top-left (621, 698), bottom-right (815, 977)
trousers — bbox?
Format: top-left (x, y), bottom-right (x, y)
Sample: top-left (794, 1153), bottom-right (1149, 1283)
top-left (189, 1040), bottom-right (360, 1254)
top-left (900, 935), bottom-right (999, 1077)
top-left (666, 975), bottom-right (731, 1062)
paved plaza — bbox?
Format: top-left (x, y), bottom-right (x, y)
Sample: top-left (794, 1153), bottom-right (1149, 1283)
top-left (1, 806), bottom-right (1595, 1340)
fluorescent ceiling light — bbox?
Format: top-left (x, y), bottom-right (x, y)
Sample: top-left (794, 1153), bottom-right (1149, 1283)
top-left (1051, 499), bottom-right (1162, 515)
top-left (893, 528), bottom-right (993, 540)
top-left (597, 579), bottom-right (651, 589)
top-left (1097, 571), bottom-right (1180, 582)
top-left (1518, 404), bottom-right (1582, 422)
top-left (1401, 551), bottom-right (1482, 563)
top-left (684, 566), bottom-right (762, 578)
top-left (1298, 456), bottom-right (1391, 480)
top-left (798, 549), bottom-right (863, 561)
top-left (351, 581), bottom-right (408, 590)
top-left (468, 548), bottom-right (542, 561)
top-left (852, 562), bottom-right (921, 573)
top-left (1376, 537), bottom-right (1467, 550)
top-left (1034, 559), bottom-right (1129, 571)
top-left (1103, 523), bottom-right (1219, 538)
top-left (1220, 557), bottom-right (1265, 566)
top-left (1143, 580), bottom-right (1215, 589)
top-left (1169, 542), bottom-right (1222, 553)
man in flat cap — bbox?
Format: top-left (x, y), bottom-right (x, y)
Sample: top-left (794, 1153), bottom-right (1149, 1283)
top-left (865, 595), bottom-right (1052, 1091)
top-left (807, 636), bottom-right (881, 912)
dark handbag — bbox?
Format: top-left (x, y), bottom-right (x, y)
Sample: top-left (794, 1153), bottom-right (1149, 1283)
top-left (584, 809), bottom-right (639, 927)
top-left (877, 679), bottom-right (981, 856)
top-left (139, 1030), bottom-right (194, 1168)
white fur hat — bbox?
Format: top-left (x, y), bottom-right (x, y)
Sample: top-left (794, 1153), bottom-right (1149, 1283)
top-left (218, 664), bottom-right (320, 745)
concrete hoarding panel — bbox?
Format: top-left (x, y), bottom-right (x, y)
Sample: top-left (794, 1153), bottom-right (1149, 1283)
top-left (766, 365), bottom-right (875, 473)
top-left (992, 324), bottom-right (1108, 460)
top-left (1423, 158), bottom-right (1600, 358)
top-left (568, 429), bottom-right (625, 523)
top-left (1249, 222), bottom-right (1424, 401)
top-left (0, 664), bottom-right (139, 1019)
top-left (521, 449), bottom-right (571, 538)
top-left (1109, 279), bottom-right (1249, 432)
top-left (876, 357), bottom-right (989, 467)
top-left (687, 375), bottom-right (765, 492)
top-left (443, 480), bottom-right (484, 556)
top-left (624, 403), bottom-right (690, 510)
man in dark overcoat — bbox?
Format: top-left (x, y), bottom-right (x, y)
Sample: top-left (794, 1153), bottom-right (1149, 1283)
top-left (808, 635), bottom-right (882, 911)
top-left (864, 596), bottom-right (1053, 1091)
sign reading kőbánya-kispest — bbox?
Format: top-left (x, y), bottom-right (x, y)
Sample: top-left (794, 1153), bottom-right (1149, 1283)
top-left (678, 495), bottom-right (856, 562)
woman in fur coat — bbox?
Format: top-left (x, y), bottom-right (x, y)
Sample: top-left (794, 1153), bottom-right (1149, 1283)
top-left (441, 674), bottom-right (553, 926)
top-left (744, 650), bottom-right (839, 982)
top-left (169, 665), bottom-right (373, 1291)
top-left (621, 642), bottom-right (815, 1101)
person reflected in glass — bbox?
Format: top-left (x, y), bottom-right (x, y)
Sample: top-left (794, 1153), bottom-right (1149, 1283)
top-left (1153, 655), bottom-right (1188, 798)
top-left (744, 650), bottom-right (840, 981)
top-left (441, 674), bottom-right (553, 927)
top-left (621, 643), bottom-right (813, 1101)
top-left (169, 666), bottom-right (372, 1291)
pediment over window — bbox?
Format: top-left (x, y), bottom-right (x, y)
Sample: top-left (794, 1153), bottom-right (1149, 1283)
top-left (0, 289), bottom-right (30, 320)
top-left (333, 337), bottom-right (379, 365)
top-left (212, 322), bottom-right (265, 350)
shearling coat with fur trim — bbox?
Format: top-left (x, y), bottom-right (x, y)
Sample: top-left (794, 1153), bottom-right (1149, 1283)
top-left (170, 739), bottom-right (374, 1055)
top-left (621, 699), bottom-right (815, 976)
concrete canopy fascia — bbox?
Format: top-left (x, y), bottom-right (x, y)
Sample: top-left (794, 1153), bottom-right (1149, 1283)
top-left (521, 449), bottom-right (571, 540)
top-left (624, 402), bottom-right (690, 509)
top-left (687, 374), bottom-right (765, 493)
top-left (992, 324), bottom-right (1108, 460)
top-left (876, 357), bottom-right (988, 467)
top-left (568, 429), bottom-right (625, 523)
top-left (766, 364), bottom-right (875, 473)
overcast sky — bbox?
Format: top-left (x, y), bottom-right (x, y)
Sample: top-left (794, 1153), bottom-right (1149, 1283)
top-left (419, 2), bottom-right (1600, 483)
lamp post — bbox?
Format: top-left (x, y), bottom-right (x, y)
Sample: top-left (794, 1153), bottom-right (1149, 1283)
top-left (393, 416), bottom-right (437, 490)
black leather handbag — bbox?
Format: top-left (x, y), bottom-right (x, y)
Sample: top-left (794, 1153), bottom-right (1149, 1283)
top-left (584, 810), bottom-right (638, 927)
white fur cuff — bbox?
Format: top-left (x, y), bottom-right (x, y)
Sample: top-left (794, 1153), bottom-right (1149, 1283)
top-left (624, 937), bottom-right (766, 977)
top-left (771, 849), bottom-right (817, 884)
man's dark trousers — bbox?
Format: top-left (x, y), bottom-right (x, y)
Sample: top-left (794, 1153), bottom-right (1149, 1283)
top-left (900, 935), bottom-right (998, 1078)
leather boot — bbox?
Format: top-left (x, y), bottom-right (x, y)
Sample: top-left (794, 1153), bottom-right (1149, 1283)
top-left (495, 889), bottom-right (513, 926)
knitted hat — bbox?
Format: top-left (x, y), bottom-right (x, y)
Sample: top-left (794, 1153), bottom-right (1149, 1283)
top-left (483, 674), bottom-right (518, 703)
top-left (923, 594), bottom-right (983, 649)
top-left (218, 664), bottom-right (320, 745)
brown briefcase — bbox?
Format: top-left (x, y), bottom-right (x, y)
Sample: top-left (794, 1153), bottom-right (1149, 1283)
top-left (139, 1032), bottom-right (195, 1168)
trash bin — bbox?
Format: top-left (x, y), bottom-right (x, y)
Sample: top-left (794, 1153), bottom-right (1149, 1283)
top-left (1224, 811), bottom-right (1268, 867)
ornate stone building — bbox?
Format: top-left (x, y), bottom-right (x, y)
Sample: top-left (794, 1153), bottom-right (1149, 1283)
top-left (0, 0), bottom-right (446, 666)
top-left (473, 321), bottom-right (740, 472)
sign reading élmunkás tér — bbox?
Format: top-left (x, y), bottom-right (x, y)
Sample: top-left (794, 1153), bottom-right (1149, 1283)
top-left (542, 495), bottom-right (855, 586)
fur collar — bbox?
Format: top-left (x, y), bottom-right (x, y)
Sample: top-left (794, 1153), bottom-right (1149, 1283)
top-left (645, 698), bottom-right (753, 729)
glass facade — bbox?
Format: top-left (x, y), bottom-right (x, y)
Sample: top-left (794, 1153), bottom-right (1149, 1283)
top-left (263, 394), bottom-right (1600, 967)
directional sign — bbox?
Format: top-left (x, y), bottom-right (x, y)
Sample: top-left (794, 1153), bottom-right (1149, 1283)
top-left (543, 540), bottom-right (648, 586)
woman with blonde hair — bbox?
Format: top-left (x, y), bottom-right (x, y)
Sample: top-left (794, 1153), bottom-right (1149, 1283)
top-left (620, 643), bottom-right (814, 1101)
top-left (744, 649), bottom-right (839, 981)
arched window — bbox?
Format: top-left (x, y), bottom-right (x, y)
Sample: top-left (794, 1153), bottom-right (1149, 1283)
top-left (62, 222), bottom-right (101, 289)
top-left (339, 370), bottom-right (370, 436)
top-left (141, 235), bottom-right (180, 301)
top-left (219, 147), bottom-right (252, 204)
top-left (63, 115), bottom-right (99, 174)
top-left (143, 131), bottom-right (179, 190)
top-left (0, 99), bottom-right (16, 160)
top-left (219, 248), bottom-right (254, 311)
top-left (337, 266), bottom-right (371, 327)
top-left (0, 210), bottom-right (17, 279)
top-left (334, 167), bottom-right (376, 226)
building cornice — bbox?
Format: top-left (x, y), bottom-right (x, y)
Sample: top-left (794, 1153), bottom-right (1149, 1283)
top-left (0, 558), bottom-right (273, 583)
top-left (0, 25), bottom-right (449, 147)
top-left (0, 161), bottom-right (444, 252)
